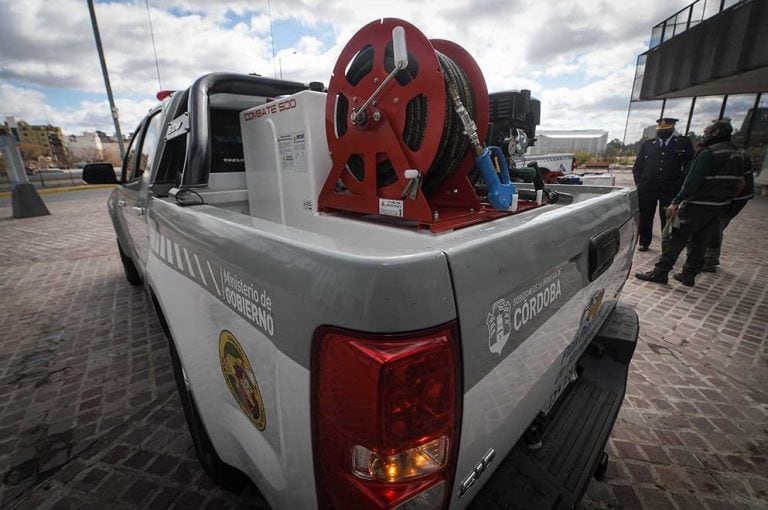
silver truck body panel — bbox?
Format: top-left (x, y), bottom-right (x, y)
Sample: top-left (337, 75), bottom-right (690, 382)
top-left (139, 197), bottom-right (466, 509)
top-left (443, 188), bottom-right (637, 506)
top-left (145, 252), bottom-right (318, 509)
top-left (125, 183), bottom-right (635, 510)
top-left (107, 86), bottom-right (638, 509)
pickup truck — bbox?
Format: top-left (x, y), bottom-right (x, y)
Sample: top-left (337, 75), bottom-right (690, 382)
top-left (83, 69), bottom-right (639, 510)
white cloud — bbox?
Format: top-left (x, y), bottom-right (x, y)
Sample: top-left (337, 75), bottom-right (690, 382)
top-left (0, 82), bottom-right (155, 135)
top-left (0, 83), bottom-right (55, 122)
top-left (1, 0), bottom-right (693, 140)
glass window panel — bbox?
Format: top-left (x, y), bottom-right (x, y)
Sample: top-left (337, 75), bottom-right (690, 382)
top-left (626, 100), bottom-right (664, 147)
top-left (122, 126), bottom-right (141, 182)
top-left (722, 0), bottom-right (740, 10)
top-left (703, 0), bottom-right (722, 19)
top-left (137, 112), bottom-right (162, 178)
top-left (650, 25), bottom-right (663, 48)
top-left (673, 11), bottom-right (688, 36)
top-left (687, 95), bottom-right (725, 146)
top-left (662, 20), bottom-right (673, 43)
top-left (722, 94), bottom-right (757, 147)
top-left (690, 0), bottom-right (706, 23)
top-left (746, 94), bottom-right (768, 176)
top-left (631, 55), bottom-right (646, 101)
top-left (661, 98), bottom-right (693, 135)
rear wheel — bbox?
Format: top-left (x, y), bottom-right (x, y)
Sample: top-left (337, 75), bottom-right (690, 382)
top-left (167, 335), bottom-right (248, 491)
top-left (117, 240), bottom-right (142, 286)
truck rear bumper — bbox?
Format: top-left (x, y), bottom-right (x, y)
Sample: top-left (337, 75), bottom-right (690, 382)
top-left (467, 302), bottom-right (639, 510)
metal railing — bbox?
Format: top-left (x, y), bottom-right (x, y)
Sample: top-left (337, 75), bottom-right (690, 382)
top-left (648, 0), bottom-right (744, 49)
top-left (631, 0), bottom-right (752, 101)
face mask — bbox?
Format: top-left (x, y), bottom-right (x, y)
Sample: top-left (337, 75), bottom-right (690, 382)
top-left (701, 127), bottom-right (720, 146)
top-left (656, 128), bottom-right (673, 140)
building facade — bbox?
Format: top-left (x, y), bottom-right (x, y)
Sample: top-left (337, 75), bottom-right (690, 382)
top-left (3, 116), bottom-right (65, 162)
top-left (64, 132), bottom-right (104, 162)
top-left (527, 129), bottom-right (608, 156)
top-left (627, 0), bottom-right (767, 175)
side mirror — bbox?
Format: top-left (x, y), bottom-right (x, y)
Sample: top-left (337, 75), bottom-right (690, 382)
top-left (82, 163), bottom-right (118, 184)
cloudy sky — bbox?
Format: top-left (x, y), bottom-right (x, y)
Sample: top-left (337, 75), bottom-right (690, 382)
top-left (1, 0), bottom-right (694, 142)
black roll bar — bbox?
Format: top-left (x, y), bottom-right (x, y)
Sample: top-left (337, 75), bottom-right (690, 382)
top-left (180, 73), bottom-right (308, 188)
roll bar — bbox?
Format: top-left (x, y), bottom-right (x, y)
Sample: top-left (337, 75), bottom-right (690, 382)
top-left (180, 73), bottom-right (308, 188)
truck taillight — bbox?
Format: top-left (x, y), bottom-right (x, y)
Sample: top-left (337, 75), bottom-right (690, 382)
top-left (312, 323), bottom-right (461, 510)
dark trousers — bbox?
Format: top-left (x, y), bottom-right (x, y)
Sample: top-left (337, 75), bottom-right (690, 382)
top-left (637, 188), bottom-right (677, 247)
top-left (704, 200), bottom-right (747, 267)
top-left (654, 204), bottom-right (724, 276)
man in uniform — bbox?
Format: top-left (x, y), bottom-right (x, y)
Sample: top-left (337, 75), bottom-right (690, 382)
top-left (632, 118), bottom-right (694, 251)
top-left (635, 119), bottom-right (749, 287)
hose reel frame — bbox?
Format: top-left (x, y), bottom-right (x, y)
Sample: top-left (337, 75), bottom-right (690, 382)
top-left (319, 18), bottom-right (505, 231)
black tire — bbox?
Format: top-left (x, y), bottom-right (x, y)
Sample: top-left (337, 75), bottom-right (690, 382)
top-left (167, 336), bottom-right (248, 491)
top-left (117, 240), bottom-right (142, 286)
top-left (593, 451), bottom-right (609, 481)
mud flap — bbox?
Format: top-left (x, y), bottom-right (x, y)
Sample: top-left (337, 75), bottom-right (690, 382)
top-left (468, 302), bottom-right (639, 510)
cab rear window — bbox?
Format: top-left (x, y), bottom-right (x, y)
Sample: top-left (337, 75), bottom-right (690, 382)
top-left (210, 108), bottom-right (244, 173)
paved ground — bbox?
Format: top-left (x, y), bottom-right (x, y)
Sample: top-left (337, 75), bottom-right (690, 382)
top-left (0, 181), bottom-right (766, 509)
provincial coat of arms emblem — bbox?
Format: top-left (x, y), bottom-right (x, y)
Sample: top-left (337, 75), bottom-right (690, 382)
top-left (219, 330), bottom-right (266, 431)
top-left (487, 298), bottom-right (512, 355)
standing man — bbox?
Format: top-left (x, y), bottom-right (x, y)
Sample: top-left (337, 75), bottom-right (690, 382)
top-left (632, 118), bottom-right (694, 251)
top-left (635, 119), bottom-right (749, 287)
top-left (701, 153), bottom-right (753, 272)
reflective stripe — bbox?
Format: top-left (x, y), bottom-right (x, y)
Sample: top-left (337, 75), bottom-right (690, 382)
top-left (686, 200), bottom-right (731, 206)
top-left (703, 175), bottom-right (742, 180)
top-left (732, 194), bottom-right (754, 201)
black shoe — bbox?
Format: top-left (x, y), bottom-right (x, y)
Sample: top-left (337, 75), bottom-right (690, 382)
top-left (637, 245), bottom-right (649, 252)
top-left (700, 265), bottom-right (717, 273)
top-left (635, 270), bottom-right (668, 284)
top-left (673, 272), bottom-right (695, 287)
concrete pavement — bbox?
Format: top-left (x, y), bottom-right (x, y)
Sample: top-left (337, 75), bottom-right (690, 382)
top-left (0, 185), bottom-right (766, 509)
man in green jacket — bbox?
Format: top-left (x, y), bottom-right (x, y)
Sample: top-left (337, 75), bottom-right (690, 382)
top-left (635, 119), bottom-right (750, 287)
top-left (700, 156), bottom-right (754, 272)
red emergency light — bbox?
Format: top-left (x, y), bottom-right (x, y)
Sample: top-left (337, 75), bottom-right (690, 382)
top-left (156, 90), bottom-right (174, 101)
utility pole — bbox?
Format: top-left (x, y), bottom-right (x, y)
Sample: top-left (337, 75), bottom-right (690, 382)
top-left (87, 0), bottom-right (125, 160)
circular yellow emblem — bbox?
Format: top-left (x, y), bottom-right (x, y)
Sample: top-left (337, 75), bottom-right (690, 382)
top-left (219, 330), bottom-right (266, 430)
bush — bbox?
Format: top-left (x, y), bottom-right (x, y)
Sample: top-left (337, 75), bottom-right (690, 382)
top-left (574, 151), bottom-right (594, 167)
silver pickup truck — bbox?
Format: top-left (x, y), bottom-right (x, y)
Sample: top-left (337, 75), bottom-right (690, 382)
top-left (84, 70), bottom-right (639, 510)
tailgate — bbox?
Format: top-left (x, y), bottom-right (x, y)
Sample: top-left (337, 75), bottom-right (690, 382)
top-left (444, 187), bottom-right (637, 508)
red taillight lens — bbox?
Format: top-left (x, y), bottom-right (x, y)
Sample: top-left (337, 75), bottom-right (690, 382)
top-left (312, 323), bottom-right (461, 510)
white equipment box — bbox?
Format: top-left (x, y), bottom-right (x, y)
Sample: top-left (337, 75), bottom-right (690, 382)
top-left (581, 174), bottom-right (616, 186)
top-left (240, 91), bottom-right (331, 225)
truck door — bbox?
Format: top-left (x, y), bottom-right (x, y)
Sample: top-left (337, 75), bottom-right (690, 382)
top-left (124, 111), bottom-right (163, 269)
top-left (115, 124), bottom-right (143, 267)
top-left (117, 111), bottom-right (162, 273)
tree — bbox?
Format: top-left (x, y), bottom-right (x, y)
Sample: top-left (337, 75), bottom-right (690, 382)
top-left (602, 138), bottom-right (627, 162)
top-left (574, 150), bottom-right (594, 167)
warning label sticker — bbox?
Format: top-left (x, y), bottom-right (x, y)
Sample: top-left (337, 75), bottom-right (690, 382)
top-left (379, 199), bottom-right (404, 217)
top-left (278, 132), bottom-right (306, 173)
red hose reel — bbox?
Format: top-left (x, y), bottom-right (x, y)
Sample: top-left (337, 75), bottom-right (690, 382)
top-left (319, 18), bottom-right (507, 232)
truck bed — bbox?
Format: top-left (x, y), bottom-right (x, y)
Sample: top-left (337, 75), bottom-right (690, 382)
top-left (178, 182), bottom-right (632, 257)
